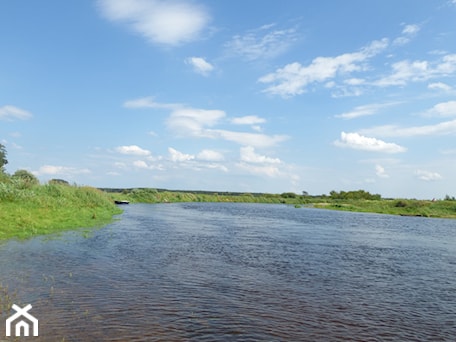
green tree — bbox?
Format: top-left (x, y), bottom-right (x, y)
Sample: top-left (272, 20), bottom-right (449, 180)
top-left (0, 144), bottom-right (7, 172)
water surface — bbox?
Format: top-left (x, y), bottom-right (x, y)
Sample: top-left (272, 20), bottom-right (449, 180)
top-left (0, 203), bottom-right (455, 341)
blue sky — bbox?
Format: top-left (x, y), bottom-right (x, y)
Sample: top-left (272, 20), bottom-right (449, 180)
top-left (1, 0), bottom-right (456, 198)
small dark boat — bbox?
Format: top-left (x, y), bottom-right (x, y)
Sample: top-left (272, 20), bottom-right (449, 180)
top-left (114, 200), bottom-right (130, 205)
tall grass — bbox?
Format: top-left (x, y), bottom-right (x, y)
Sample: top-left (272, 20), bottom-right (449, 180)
top-left (0, 179), bottom-right (122, 240)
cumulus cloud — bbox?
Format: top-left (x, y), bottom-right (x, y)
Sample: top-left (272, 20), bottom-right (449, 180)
top-left (0, 105), bottom-right (32, 121)
top-left (240, 146), bottom-right (281, 164)
top-left (415, 169), bottom-right (442, 181)
top-left (334, 132), bottom-right (407, 153)
top-left (34, 165), bottom-right (90, 176)
top-left (97, 0), bottom-right (210, 46)
top-left (115, 145), bottom-right (151, 156)
top-left (224, 24), bottom-right (298, 61)
top-left (259, 38), bottom-right (388, 97)
top-left (168, 147), bottom-right (194, 162)
top-left (185, 57), bottom-right (214, 76)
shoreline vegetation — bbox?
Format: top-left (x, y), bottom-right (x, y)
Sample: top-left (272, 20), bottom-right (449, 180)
top-left (1, 174), bottom-right (456, 240)
top-left (107, 187), bottom-right (456, 219)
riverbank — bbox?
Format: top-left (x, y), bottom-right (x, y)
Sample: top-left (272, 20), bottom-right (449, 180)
top-left (2, 184), bottom-right (455, 241)
top-left (0, 181), bottom-right (122, 240)
top-left (108, 188), bottom-right (456, 219)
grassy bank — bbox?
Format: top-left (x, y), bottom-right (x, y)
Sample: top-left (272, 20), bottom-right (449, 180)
top-left (108, 188), bottom-right (456, 219)
top-left (0, 179), bottom-right (122, 240)
top-left (313, 198), bottom-right (456, 219)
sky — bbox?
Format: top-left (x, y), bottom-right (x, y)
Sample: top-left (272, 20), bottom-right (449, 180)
top-left (1, 0), bottom-right (456, 199)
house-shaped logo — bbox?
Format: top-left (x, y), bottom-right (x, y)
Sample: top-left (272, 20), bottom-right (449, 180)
top-left (5, 304), bottom-right (39, 337)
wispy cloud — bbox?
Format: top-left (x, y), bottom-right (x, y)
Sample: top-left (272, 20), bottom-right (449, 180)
top-left (196, 149), bottom-right (224, 161)
top-left (33, 165), bottom-right (91, 176)
top-left (415, 169), bottom-right (442, 181)
top-left (115, 145), bottom-right (151, 156)
top-left (428, 82), bottom-right (452, 92)
top-left (359, 118), bottom-right (456, 137)
top-left (423, 101), bottom-right (456, 117)
top-left (240, 146), bottom-right (281, 164)
top-left (123, 96), bottom-right (180, 109)
top-left (97, 0), bottom-right (210, 46)
top-left (185, 57), bottom-right (214, 76)
top-left (225, 24), bottom-right (298, 61)
top-left (374, 54), bottom-right (456, 87)
top-left (375, 164), bottom-right (389, 178)
top-left (259, 38), bottom-right (388, 97)
top-left (231, 115), bottom-right (266, 125)
top-left (126, 97), bottom-right (288, 148)
top-left (335, 102), bottom-right (399, 119)
top-left (0, 105), bottom-right (32, 121)
top-left (334, 132), bottom-right (407, 153)
top-left (393, 23), bottom-right (421, 46)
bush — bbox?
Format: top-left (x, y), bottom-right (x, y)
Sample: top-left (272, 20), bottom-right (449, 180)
top-left (12, 170), bottom-right (39, 188)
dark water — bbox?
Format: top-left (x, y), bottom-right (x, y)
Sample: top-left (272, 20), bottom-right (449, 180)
top-left (0, 203), bottom-right (455, 341)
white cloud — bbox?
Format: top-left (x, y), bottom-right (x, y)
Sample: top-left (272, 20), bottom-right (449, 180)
top-left (375, 54), bottom-right (456, 87)
top-left (185, 57), bottom-right (214, 76)
top-left (126, 98), bottom-right (287, 148)
top-left (115, 145), bottom-right (151, 156)
top-left (393, 24), bottom-right (420, 46)
top-left (415, 169), bottom-right (442, 181)
top-left (236, 162), bottom-right (281, 177)
top-left (34, 165), bottom-right (91, 176)
top-left (224, 24), bottom-right (298, 61)
top-left (231, 115), bottom-right (266, 125)
top-left (259, 38), bottom-right (388, 97)
top-left (0, 105), bottom-right (32, 121)
top-left (240, 146), bottom-right (281, 164)
top-left (210, 129), bottom-right (288, 148)
top-left (196, 149), bottom-right (224, 161)
top-left (123, 96), bottom-right (180, 109)
top-left (375, 164), bottom-right (389, 178)
top-left (428, 82), bottom-right (452, 91)
top-left (97, 0), bottom-right (210, 46)
top-left (168, 147), bottom-right (194, 162)
top-left (334, 132), bottom-right (407, 153)
top-left (424, 101), bottom-right (456, 117)
top-left (335, 102), bottom-right (398, 119)
top-left (133, 160), bottom-right (149, 169)
top-left (359, 119), bottom-right (456, 137)
top-left (167, 108), bottom-right (226, 136)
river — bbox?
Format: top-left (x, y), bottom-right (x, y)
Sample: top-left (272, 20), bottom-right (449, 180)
top-left (0, 203), bottom-right (455, 341)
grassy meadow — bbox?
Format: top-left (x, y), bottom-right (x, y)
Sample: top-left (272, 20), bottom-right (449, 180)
top-left (0, 177), bottom-right (122, 240)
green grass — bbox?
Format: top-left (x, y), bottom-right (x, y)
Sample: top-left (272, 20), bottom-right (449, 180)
top-left (110, 188), bottom-right (456, 219)
top-left (0, 180), bottom-right (122, 240)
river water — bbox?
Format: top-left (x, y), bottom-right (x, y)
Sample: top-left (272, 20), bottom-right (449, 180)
top-left (0, 203), bottom-right (455, 341)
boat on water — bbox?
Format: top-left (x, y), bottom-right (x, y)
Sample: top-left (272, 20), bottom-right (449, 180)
top-left (114, 200), bottom-right (130, 205)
